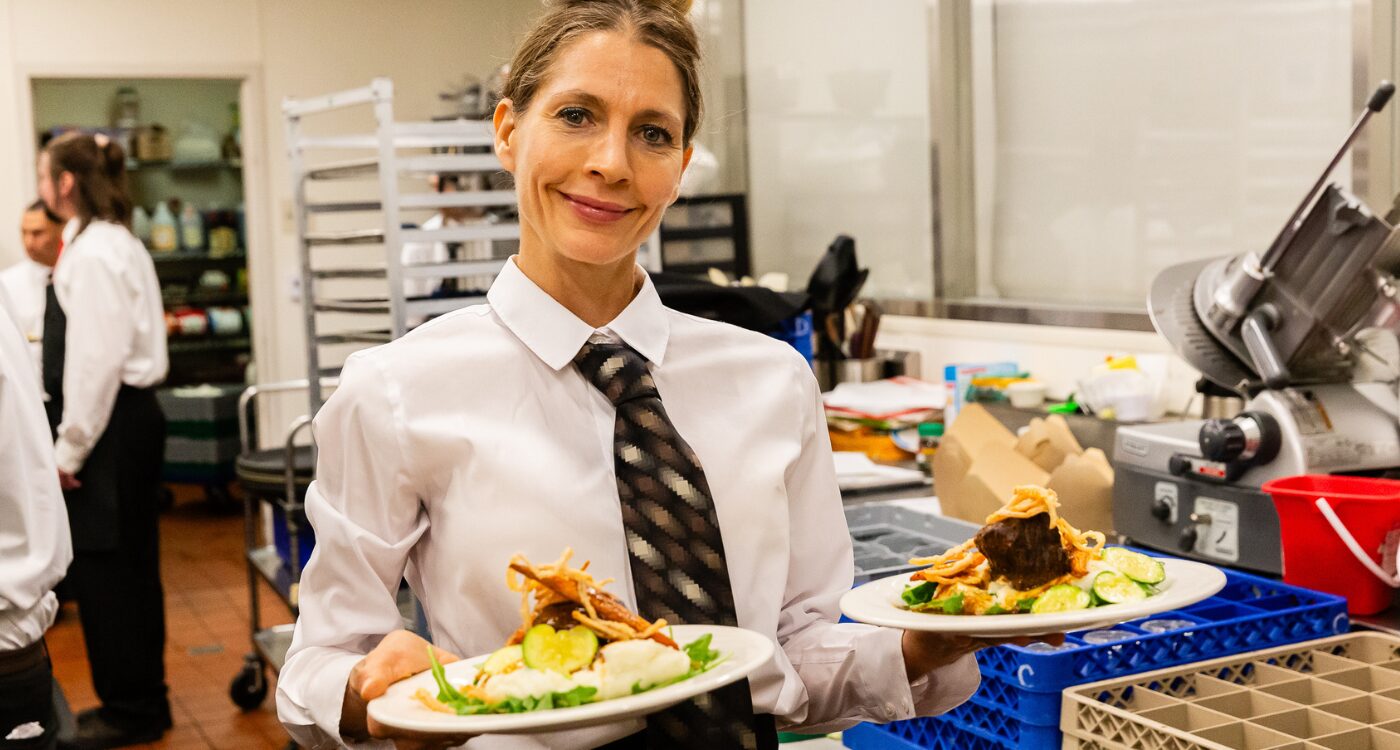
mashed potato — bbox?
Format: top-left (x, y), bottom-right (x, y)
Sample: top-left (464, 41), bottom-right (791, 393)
top-left (594, 640), bottom-right (692, 700)
top-left (479, 639), bottom-right (690, 703)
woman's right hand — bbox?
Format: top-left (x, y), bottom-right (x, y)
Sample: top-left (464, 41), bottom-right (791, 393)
top-left (341, 629), bottom-right (477, 749)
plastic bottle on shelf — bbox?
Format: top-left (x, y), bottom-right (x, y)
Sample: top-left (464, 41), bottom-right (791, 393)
top-left (131, 206), bottom-right (152, 244)
top-left (915, 422), bottom-right (943, 476)
top-left (180, 202), bottom-right (204, 251)
top-left (150, 202), bottom-right (178, 253)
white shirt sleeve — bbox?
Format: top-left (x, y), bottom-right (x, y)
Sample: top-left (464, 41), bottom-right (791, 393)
top-left (276, 352), bottom-right (429, 749)
top-left (772, 356), bottom-right (979, 734)
top-left (52, 249), bottom-right (133, 475)
top-left (0, 285), bottom-right (72, 630)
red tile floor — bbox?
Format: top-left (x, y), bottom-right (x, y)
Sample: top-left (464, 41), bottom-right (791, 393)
top-left (47, 486), bottom-right (294, 749)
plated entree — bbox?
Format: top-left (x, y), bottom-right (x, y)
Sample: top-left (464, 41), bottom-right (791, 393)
top-left (414, 549), bottom-right (724, 715)
top-left (903, 486), bottom-right (1166, 615)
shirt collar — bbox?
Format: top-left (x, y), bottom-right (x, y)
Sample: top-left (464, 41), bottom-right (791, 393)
top-left (488, 256), bottom-right (670, 371)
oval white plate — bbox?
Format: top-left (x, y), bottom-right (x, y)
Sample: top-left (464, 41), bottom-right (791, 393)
top-left (367, 625), bottom-right (774, 735)
top-left (840, 557), bottom-right (1226, 636)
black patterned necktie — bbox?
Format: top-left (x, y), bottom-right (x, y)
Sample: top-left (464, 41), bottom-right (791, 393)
top-left (574, 340), bottom-right (776, 750)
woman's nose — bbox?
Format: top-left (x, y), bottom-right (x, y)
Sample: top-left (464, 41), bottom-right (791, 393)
top-left (584, 126), bottom-right (632, 183)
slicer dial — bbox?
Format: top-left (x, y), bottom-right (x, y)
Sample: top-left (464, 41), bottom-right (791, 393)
top-left (1198, 411), bottom-right (1281, 466)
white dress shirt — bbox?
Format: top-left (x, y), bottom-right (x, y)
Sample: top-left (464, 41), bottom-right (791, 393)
top-left (52, 219), bottom-right (168, 475)
top-left (277, 258), bottom-right (979, 749)
top-left (0, 258), bottom-right (50, 382)
top-left (0, 285), bottom-right (73, 650)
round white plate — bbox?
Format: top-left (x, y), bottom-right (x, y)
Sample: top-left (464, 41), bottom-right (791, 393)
top-left (840, 557), bottom-right (1226, 636)
top-left (367, 625), bottom-right (774, 735)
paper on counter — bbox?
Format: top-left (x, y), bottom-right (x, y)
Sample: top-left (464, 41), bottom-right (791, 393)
top-left (822, 377), bottom-right (945, 420)
top-left (832, 451), bottom-right (931, 492)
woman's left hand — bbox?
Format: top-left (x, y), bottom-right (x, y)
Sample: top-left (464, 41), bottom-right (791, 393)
top-left (58, 470), bottom-right (81, 490)
top-left (900, 630), bottom-right (1065, 680)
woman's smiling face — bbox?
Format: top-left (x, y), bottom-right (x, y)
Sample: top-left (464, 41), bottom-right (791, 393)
top-left (494, 29), bottom-right (693, 269)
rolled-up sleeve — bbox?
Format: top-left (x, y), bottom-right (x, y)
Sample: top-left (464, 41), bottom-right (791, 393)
top-left (772, 359), bottom-right (979, 734)
top-left (276, 352), bottom-right (428, 749)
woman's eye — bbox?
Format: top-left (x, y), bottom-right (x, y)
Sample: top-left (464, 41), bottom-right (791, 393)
top-left (640, 125), bottom-right (673, 146)
top-left (559, 107), bottom-right (589, 126)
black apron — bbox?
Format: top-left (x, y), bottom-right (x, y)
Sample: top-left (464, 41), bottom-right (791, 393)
top-left (42, 280), bottom-right (166, 552)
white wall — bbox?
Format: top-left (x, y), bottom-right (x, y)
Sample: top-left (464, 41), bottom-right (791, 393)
top-left (743, 0), bottom-right (934, 299)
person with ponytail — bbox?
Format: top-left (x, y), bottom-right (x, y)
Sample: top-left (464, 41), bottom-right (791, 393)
top-left (36, 132), bottom-right (171, 749)
top-left (276, 2), bottom-right (1010, 748)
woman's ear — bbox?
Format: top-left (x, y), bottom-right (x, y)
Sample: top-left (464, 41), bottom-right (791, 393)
top-left (493, 99), bottom-right (517, 173)
top-left (58, 172), bottom-right (76, 201)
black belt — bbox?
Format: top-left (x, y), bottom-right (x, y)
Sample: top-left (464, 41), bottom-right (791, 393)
top-left (0, 639), bottom-right (48, 677)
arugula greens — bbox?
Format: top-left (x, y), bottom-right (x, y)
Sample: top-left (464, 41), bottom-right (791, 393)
top-left (424, 635), bottom-right (725, 716)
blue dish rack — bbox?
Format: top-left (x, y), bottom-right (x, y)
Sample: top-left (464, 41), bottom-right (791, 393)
top-left (838, 504), bottom-right (1349, 750)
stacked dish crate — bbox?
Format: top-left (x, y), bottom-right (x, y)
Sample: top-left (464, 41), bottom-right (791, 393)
top-left (1061, 632), bottom-right (1400, 749)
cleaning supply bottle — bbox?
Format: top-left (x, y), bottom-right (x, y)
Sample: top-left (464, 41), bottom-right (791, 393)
top-left (131, 206), bottom-right (152, 244)
top-left (180, 202), bottom-right (204, 251)
top-left (150, 202), bottom-right (178, 253)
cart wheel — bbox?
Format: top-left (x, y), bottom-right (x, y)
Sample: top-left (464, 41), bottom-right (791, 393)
top-left (230, 660), bottom-right (268, 710)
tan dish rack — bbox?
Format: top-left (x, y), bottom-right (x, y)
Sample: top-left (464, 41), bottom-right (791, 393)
top-left (1061, 632), bottom-right (1400, 750)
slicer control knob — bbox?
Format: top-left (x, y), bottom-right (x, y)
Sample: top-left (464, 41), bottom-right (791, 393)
top-left (1179, 525), bottom-right (1199, 552)
top-left (1151, 499), bottom-right (1172, 521)
top-left (1199, 420), bottom-right (1247, 462)
top-left (1198, 412), bottom-right (1281, 466)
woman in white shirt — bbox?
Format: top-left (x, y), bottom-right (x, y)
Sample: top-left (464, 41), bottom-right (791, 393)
top-left (36, 132), bottom-right (171, 748)
top-left (278, 1), bottom-right (1041, 748)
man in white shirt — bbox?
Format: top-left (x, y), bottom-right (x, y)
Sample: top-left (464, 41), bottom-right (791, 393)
top-left (0, 201), bottom-right (64, 379)
top-left (400, 171), bottom-right (499, 326)
top-left (0, 284), bottom-right (74, 750)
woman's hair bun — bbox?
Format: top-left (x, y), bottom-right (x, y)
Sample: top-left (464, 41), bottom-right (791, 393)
top-left (101, 140), bottom-right (127, 179)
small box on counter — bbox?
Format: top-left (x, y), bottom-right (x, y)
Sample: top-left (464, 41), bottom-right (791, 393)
top-left (942, 361), bottom-right (1018, 423)
top-left (933, 403), bottom-right (1114, 534)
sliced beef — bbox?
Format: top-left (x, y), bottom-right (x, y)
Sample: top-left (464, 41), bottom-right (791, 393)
top-left (535, 602), bottom-right (588, 632)
top-left (973, 513), bottom-right (1071, 590)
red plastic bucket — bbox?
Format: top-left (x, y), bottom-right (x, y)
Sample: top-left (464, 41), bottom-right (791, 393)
top-left (1263, 475), bottom-right (1400, 615)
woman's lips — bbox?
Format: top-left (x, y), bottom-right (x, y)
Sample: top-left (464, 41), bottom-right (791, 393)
top-left (560, 191), bottom-right (632, 224)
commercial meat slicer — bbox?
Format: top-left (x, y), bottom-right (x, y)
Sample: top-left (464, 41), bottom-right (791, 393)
top-left (1114, 82), bottom-right (1400, 574)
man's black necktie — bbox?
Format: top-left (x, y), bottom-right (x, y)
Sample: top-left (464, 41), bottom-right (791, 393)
top-left (574, 341), bottom-right (776, 750)
top-left (41, 277), bottom-right (66, 433)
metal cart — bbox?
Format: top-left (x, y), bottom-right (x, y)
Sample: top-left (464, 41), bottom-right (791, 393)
top-left (228, 379), bottom-right (324, 710)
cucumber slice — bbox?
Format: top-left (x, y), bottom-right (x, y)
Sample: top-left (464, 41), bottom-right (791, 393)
top-left (521, 624), bottom-right (598, 675)
top-left (1030, 584), bottom-right (1091, 614)
top-left (481, 644), bottom-right (523, 675)
top-left (1102, 548), bottom-right (1166, 585)
top-left (1092, 571), bottom-right (1149, 605)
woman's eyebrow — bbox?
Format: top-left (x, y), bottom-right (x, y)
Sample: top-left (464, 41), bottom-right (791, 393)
top-left (549, 89), bottom-right (681, 128)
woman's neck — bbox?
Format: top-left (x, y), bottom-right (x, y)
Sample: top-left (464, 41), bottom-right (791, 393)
top-left (515, 248), bottom-right (641, 328)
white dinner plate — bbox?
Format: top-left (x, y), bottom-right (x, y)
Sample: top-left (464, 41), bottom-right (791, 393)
top-left (367, 625), bottom-right (774, 735)
top-left (840, 557), bottom-right (1226, 636)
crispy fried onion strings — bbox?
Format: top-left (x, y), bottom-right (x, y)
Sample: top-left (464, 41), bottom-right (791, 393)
top-left (907, 485), bottom-right (1107, 596)
top-left (506, 548), bottom-right (677, 648)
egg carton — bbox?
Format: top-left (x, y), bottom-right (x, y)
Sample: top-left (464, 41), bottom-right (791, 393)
top-left (1062, 632), bottom-right (1400, 750)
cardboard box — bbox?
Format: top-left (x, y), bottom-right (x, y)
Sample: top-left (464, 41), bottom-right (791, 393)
top-left (135, 125), bottom-right (172, 161)
top-left (934, 403), bottom-right (1116, 533)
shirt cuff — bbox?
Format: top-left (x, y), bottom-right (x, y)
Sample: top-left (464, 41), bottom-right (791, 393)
top-left (53, 437), bottom-right (86, 476)
top-left (905, 652), bottom-right (981, 719)
top-left (277, 650), bottom-right (392, 750)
